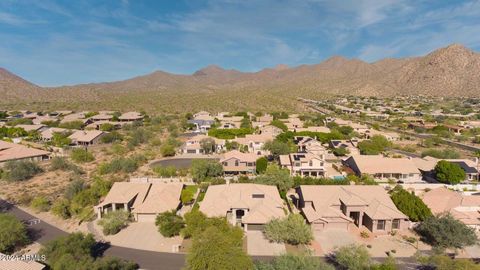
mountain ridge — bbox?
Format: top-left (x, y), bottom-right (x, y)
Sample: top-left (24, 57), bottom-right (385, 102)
top-left (1, 43), bottom-right (479, 112)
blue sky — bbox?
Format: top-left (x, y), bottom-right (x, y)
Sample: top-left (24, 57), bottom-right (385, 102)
top-left (1, 0), bottom-right (479, 86)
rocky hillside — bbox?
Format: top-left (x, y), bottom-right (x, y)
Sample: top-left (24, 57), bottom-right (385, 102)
top-left (1, 43), bottom-right (479, 112)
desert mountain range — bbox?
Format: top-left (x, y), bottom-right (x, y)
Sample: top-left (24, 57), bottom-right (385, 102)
top-left (1, 44), bottom-right (479, 112)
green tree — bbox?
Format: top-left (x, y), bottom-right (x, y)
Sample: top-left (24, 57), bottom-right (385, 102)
top-left (334, 244), bottom-right (372, 270)
top-left (256, 157), bottom-right (268, 174)
top-left (181, 185), bottom-right (198, 204)
top-left (390, 186), bottom-right (432, 222)
top-left (263, 140), bottom-right (291, 158)
top-left (58, 120), bottom-right (85, 130)
top-left (190, 159), bottom-right (223, 182)
top-left (186, 225), bottom-right (253, 270)
top-left (434, 160), bottom-right (466, 184)
top-left (51, 199), bottom-right (72, 219)
top-left (155, 210), bottom-right (185, 237)
top-left (332, 147), bottom-right (349, 156)
top-left (0, 213), bottom-right (29, 254)
top-left (358, 135), bottom-right (391, 155)
top-left (98, 210), bottom-right (131, 235)
top-left (200, 137), bottom-right (216, 154)
top-left (51, 131), bottom-right (72, 147)
top-left (264, 214), bottom-right (313, 245)
top-left (416, 213), bottom-right (477, 250)
top-left (255, 164), bottom-right (293, 196)
top-left (92, 257), bottom-right (138, 270)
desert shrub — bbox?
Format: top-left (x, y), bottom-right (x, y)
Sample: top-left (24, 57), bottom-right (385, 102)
top-left (100, 131), bottom-right (123, 143)
top-left (58, 120), bottom-right (84, 130)
top-left (70, 148), bottom-right (95, 163)
top-left (64, 179), bottom-right (87, 200)
top-left (1, 160), bottom-right (43, 181)
top-left (51, 199), bottom-right (72, 219)
top-left (421, 148), bottom-right (460, 159)
top-left (255, 164), bottom-right (293, 195)
top-left (153, 166), bottom-right (177, 177)
top-left (0, 214), bottom-right (29, 254)
top-left (181, 185), bottom-right (198, 204)
top-left (155, 210), bottom-right (185, 237)
top-left (416, 213), bottom-right (477, 250)
top-left (30, 196), bottom-right (51, 212)
top-left (358, 135), bottom-right (391, 155)
top-left (254, 253), bottom-right (334, 270)
top-left (50, 157), bottom-right (84, 174)
top-left (98, 210), bottom-right (131, 235)
top-left (98, 157), bottom-right (141, 174)
top-left (264, 214), bottom-right (313, 245)
top-left (293, 176), bottom-right (350, 186)
top-left (40, 232), bottom-right (138, 269)
top-left (160, 143), bottom-right (176, 157)
top-left (334, 244), bottom-right (372, 270)
top-left (208, 128), bottom-right (254, 139)
top-left (269, 120), bottom-right (288, 132)
top-left (191, 159), bottom-right (223, 182)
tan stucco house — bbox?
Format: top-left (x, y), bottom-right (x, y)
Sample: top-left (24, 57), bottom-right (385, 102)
top-left (199, 183), bottom-right (286, 231)
top-left (296, 185), bottom-right (409, 233)
top-left (220, 150), bottom-right (258, 174)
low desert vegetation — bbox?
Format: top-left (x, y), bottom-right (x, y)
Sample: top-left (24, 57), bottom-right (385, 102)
top-left (155, 210), bottom-right (185, 237)
top-left (1, 160), bottom-right (43, 181)
top-left (40, 232), bottom-right (138, 270)
top-left (0, 213), bottom-right (29, 254)
top-left (254, 253), bottom-right (334, 270)
top-left (98, 210), bottom-right (131, 235)
top-left (70, 148), bottom-right (95, 163)
top-left (264, 214), bottom-right (313, 245)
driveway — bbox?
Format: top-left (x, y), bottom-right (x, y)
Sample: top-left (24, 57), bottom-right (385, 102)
top-left (246, 231), bottom-right (286, 256)
top-left (99, 222), bottom-right (183, 253)
top-left (314, 229), bottom-right (355, 254)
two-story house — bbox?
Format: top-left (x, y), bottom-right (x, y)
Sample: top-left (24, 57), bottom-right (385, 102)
top-left (279, 153), bottom-right (326, 177)
top-left (296, 185), bottom-right (409, 233)
top-left (220, 150), bottom-right (258, 174)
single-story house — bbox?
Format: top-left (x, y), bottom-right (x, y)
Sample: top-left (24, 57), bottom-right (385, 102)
top-left (15, 124), bottom-right (47, 133)
top-left (258, 125), bottom-right (283, 137)
top-left (118, 112), bottom-right (144, 122)
top-left (422, 187), bottom-right (480, 231)
top-left (294, 126), bottom-right (331, 133)
top-left (40, 127), bottom-right (69, 142)
top-left (68, 130), bottom-right (106, 146)
top-left (96, 182), bottom-right (183, 222)
top-left (296, 185), bottom-right (409, 233)
top-left (343, 155), bottom-right (422, 183)
top-left (188, 119), bottom-right (215, 133)
top-left (199, 183), bottom-right (286, 231)
top-left (0, 141), bottom-right (50, 166)
top-left (220, 150), bottom-right (258, 174)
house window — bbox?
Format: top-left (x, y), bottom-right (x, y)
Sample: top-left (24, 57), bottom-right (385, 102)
top-left (377, 220), bottom-right (386, 230)
top-left (392, 219), bottom-right (400, 229)
top-left (235, 160), bottom-right (239, 166)
top-left (309, 161), bottom-right (313, 166)
top-left (252, 194), bottom-right (265, 199)
top-left (222, 162), bottom-right (228, 166)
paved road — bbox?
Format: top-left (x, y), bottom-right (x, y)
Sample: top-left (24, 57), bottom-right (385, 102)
top-left (1, 200), bottom-right (186, 270)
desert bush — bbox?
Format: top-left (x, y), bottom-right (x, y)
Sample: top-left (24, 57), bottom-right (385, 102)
top-left (0, 213), bottom-right (29, 254)
top-left (156, 210), bottom-right (185, 237)
top-left (98, 210), bottom-right (131, 235)
top-left (264, 214), bottom-right (313, 245)
top-left (1, 160), bottom-right (43, 181)
top-left (51, 199), bottom-right (72, 219)
top-left (70, 148), bottom-right (95, 163)
top-left (30, 196), bottom-right (51, 212)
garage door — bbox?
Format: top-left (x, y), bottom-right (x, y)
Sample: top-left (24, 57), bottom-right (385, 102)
top-left (325, 222), bottom-right (349, 231)
top-left (247, 224), bottom-right (264, 231)
top-left (312, 222), bottom-right (325, 231)
top-left (136, 214), bottom-right (157, 223)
